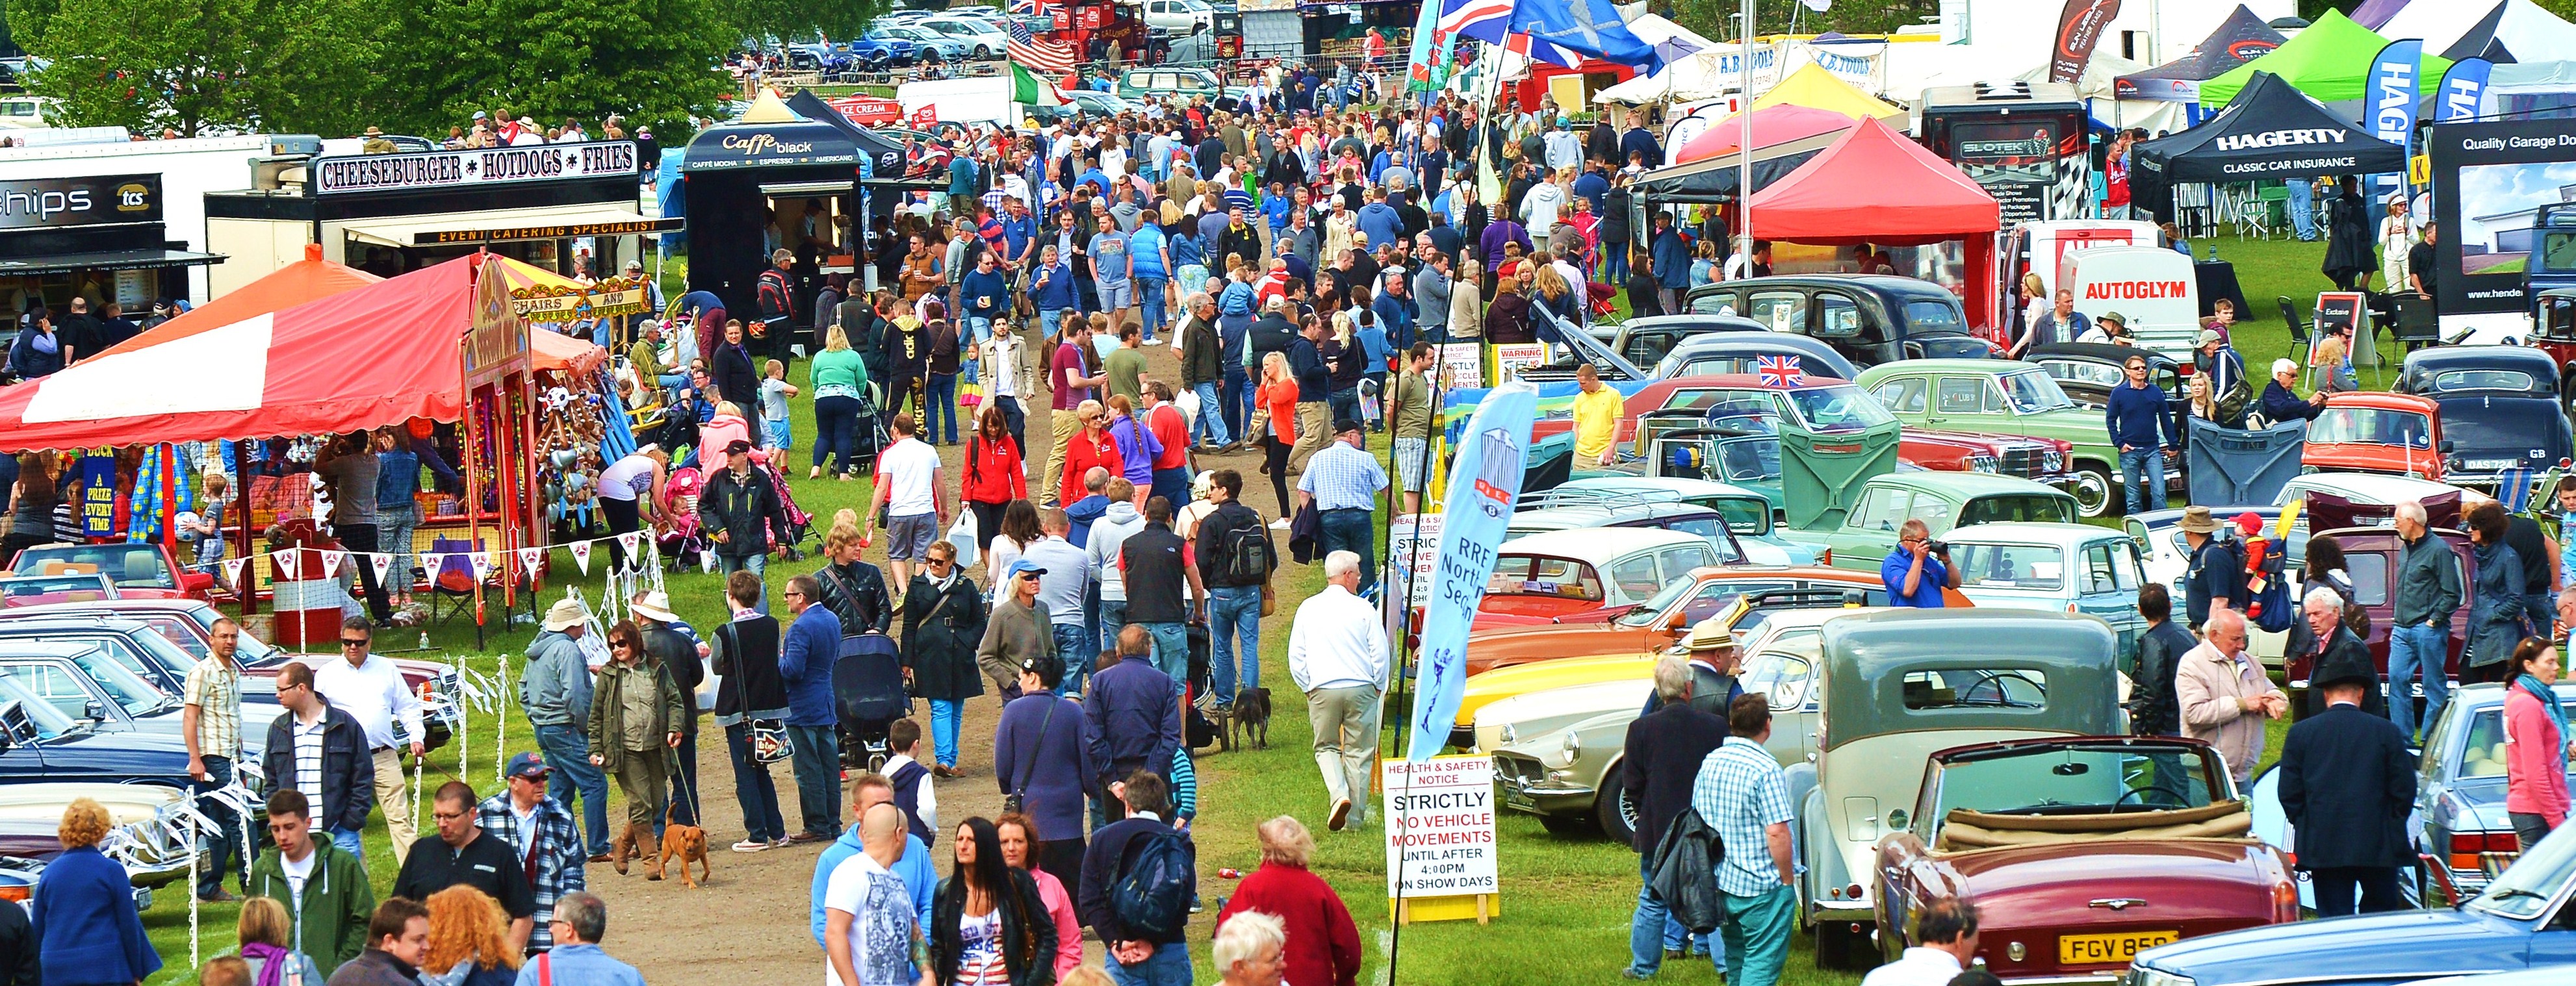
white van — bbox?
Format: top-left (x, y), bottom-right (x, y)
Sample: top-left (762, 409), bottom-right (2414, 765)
top-left (1994, 219), bottom-right (2160, 322)
top-left (2059, 246), bottom-right (2201, 356)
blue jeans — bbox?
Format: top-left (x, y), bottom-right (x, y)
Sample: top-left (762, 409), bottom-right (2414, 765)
top-left (1319, 508), bottom-right (1377, 594)
top-left (1192, 382), bottom-right (1232, 446)
top-left (1207, 584), bottom-right (1261, 700)
top-left (2389, 622), bottom-right (2451, 743)
top-left (1039, 307), bottom-right (1068, 340)
top-left (814, 394), bottom-right (864, 474)
top-left (1631, 856), bottom-right (1725, 977)
top-left (192, 755), bottom-right (242, 898)
top-left (1328, 389), bottom-right (1362, 446)
top-left (534, 724), bottom-right (612, 855)
top-left (1054, 622), bottom-right (1096, 694)
top-left (378, 502), bottom-right (419, 594)
top-left (723, 722), bottom-right (787, 842)
top-left (1138, 622), bottom-right (1189, 681)
top-left (2120, 447), bottom-right (2166, 515)
top-left (786, 724), bottom-right (842, 838)
top-left (926, 373), bottom-right (959, 444)
top-left (328, 827), bottom-right (364, 857)
top-left (717, 553), bottom-right (768, 613)
top-left (2287, 179), bottom-right (2317, 240)
top-left (1224, 366), bottom-right (1251, 440)
top-left (1602, 244), bottom-right (1631, 285)
top-left (1098, 599), bottom-right (1131, 663)
top-left (1135, 277), bottom-right (1168, 341)
top-left (1105, 941), bottom-right (1193, 986)
top-left (929, 698), bottom-right (962, 768)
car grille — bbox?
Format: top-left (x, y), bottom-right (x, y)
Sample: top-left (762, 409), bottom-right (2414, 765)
top-left (1995, 443), bottom-right (2061, 479)
top-left (1490, 753), bottom-right (1546, 790)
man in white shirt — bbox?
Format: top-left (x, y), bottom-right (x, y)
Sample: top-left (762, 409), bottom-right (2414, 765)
top-left (1285, 551), bottom-right (1389, 832)
top-left (312, 616), bottom-right (427, 863)
top-left (862, 414), bottom-right (949, 588)
top-left (823, 803), bottom-right (932, 986)
top-left (1858, 900), bottom-right (1981, 986)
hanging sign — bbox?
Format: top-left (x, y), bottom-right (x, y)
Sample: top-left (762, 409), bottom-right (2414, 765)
top-left (73, 456), bottom-right (118, 538)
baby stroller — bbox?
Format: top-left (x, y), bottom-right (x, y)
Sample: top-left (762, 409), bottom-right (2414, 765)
top-left (745, 448), bottom-right (815, 561)
top-left (833, 631), bottom-right (908, 773)
top-left (656, 466), bottom-right (709, 571)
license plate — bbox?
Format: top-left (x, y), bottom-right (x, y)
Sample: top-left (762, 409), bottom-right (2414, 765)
top-left (1502, 789), bottom-right (1538, 812)
top-left (2059, 930), bottom-right (2178, 965)
top-left (2465, 459), bottom-right (2518, 470)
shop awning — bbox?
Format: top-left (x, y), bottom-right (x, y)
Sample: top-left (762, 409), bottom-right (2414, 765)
top-left (341, 204), bottom-right (676, 249)
top-left (0, 249), bottom-right (225, 276)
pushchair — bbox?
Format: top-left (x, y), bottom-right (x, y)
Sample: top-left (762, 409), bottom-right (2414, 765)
top-left (833, 631), bottom-right (908, 774)
top-left (656, 467), bottom-right (708, 571)
top-left (745, 449), bottom-right (815, 561)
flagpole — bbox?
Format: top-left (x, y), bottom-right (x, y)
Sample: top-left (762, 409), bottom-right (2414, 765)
top-left (1738, 0), bottom-right (1754, 262)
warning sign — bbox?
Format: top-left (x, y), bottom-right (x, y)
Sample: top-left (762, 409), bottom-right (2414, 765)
top-left (1383, 755), bottom-right (1500, 899)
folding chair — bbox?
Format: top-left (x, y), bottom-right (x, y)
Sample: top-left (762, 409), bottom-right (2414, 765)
top-left (424, 537), bottom-right (487, 629)
top-left (2278, 296), bottom-right (2308, 366)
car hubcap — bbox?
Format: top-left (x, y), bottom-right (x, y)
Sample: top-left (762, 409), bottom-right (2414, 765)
top-left (2073, 471), bottom-right (2112, 516)
top-left (1619, 787), bottom-right (1639, 832)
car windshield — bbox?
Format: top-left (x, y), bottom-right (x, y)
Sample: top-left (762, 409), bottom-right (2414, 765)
top-left (2468, 817), bottom-right (2576, 920)
top-left (0, 677), bottom-right (74, 740)
top-left (2041, 359), bottom-right (2124, 390)
top-left (1782, 385), bottom-right (1896, 431)
top-left (12, 546), bottom-right (175, 589)
top-left (1905, 301), bottom-right (1967, 335)
top-left (1486, 556), bottom-right (1603, 602)
top-left (68, 649), bottom-right (167, 716)
top-left (1933, 744), bottom-right (2220, 820)
top-left (0, 576), bottom-right (114, 606)
top-left (1740, 631), bottom-right (1823, 709)
top-left (1996, 370), bottom-right (2074, 413)
top-left (2308, 407), bottom-right (2434, 448)
top-left (1958, 496), bottom-right (2076, 526)
top-left (1953, 543), bottom-right (2064, 590)
top-left (1619, 576), bottom-right (1701, 627)
top-left (1664, 389), bottom-right (1777, 420)
top-left (1718, 440), bottom-right (1782, 485)
top-left (1702, 496), bottom-right (1771, 536)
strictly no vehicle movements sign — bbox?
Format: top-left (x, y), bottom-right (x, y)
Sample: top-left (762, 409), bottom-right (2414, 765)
top-left (1383, 755), bottom-right (1499, 898)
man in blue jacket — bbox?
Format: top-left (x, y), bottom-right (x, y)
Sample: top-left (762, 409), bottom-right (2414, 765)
top-left (2106, 351), bottom-right (2177, 515)
top-left (1084, 629), bottom-right (1182, 828)
top-left (778, 575), bottom-right (844, 844)
top-left (1029, 244), bottom-right (1078, 343)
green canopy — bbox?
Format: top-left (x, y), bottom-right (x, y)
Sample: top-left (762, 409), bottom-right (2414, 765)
top-left (2200, 8), bottom-right (2449, 106)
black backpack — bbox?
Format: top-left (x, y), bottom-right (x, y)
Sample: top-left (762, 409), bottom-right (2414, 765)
top-left (1109, 828), bottom-right (1194, 940)
top-left (1214, 509), bottom-right (1273, 587)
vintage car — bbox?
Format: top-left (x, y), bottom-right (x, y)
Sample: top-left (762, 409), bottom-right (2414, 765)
top-left (2124, 824), bottom-right (2576, 986)
top-left (1783, 472), bottom-right (2083, 575)
top-left (2408, 683), bottom-right (2576, 896)
top-left (2027, 342), bottom-right (2188, 419)
top-left (1460, 566), bottom-right (1966, 677)
top-left (1858, 359), bottom-right (2139, 517)
top-left (1456, 653), bottom-right (1658, 745)
top-left (0, 782), bottom-right (203, 894)
top-left (0, 640), bottom-right (272, 758)
top-left (1874, 737), bottom-right (2296, 981)
top-left (1572, 313), bottom-right (1776, 373)
top-left (0, 574), bottom-right (116, 609)
top-left (2392, 346), bottom-right (2574, 495)
top-left (1489, 605), bottom-right (1862, 843)
top-left (1599, 373), bottom-right (1888, 451)
top-left (0, 614), bottom-right (281, 706)
top-left (2302, 391), bottom-right (2449, 481)
top-left (1796, 609), bottom-right (2120, 970)
top-left (2283, 522), bottom-right (2479, 689)
top-left (5, 542), bottom-right (214, 600)
top-left (1942, 522), bottom-right (2150, 671)
top-left (1523, 476), bottom-right (1823, 565)
top-left (1651, 331), bottom-right (1859, 382)
top-left (1625, 390), bottom-right (2075, 494)
top-left (0, 684), bottom-right (203, 790)
top-left (1473, 528), bottom-right (1724, 629)
top-left (1504, 503), bottom-right (1752, 566)
top-left (1681, 275), bottom-right (1998, 370)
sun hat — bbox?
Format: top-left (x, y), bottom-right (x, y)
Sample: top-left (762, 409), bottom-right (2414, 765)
top-left (632, 590), bottom-right (679, 624)
top-left (1684, 617), bottom-right (1734, 651)
top-left (2176, 505), bottom-right (2222, 535)
top-left (543, 598), bottom-right (589, 633)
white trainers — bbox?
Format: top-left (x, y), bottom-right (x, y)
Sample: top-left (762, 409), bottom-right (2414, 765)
top-left (730, 839), bottom-right (770, 853)
top-left (1268, 518), bottom-right (1291, 529)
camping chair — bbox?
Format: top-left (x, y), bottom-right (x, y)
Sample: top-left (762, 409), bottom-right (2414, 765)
top-left (424, 537), bottom-right (489, 629)
top-left (2392, 294), bottom-right (2440, 353)
top-left (2255, 184), bottom-right (2292, 240)
top-left (2278, 296), bottom-right (2308, 367)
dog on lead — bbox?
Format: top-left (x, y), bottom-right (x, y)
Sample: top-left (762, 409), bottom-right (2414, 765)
top-left (1217, 687), bottom-right (1271, 752)
top-left (656, 797), bottom-right (711, 888)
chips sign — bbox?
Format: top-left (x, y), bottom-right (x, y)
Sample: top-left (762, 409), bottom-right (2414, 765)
top-left (1383, 756), bottom-right (1500, 901)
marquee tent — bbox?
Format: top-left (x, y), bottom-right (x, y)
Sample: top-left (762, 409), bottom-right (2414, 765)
top-left (1750, 63), bottom-right (1903, 120)
top-left (2353, 0), bottom-right (2410, 29)
top-left (2200, 10), bottom-right (2447, 105)
top-left (2115, 5), bottom-right (2286, 101)
top-left (2129, 71), bottom-right (2405, 221)
top-left (90, 244), bottom-right (376, 363)
top-left (2018, 53), bottom-right (2193, 135)
top-left (1633, 105), bottom-right (1857, 203)
top-left (1673, 105), bottom-right (1857, 163)
top-left (2412, 0), bottom-right (2576, 63)
top-left (1744, 116), bottom-right (1999, 246)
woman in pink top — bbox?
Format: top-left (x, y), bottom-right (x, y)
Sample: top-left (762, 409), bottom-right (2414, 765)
top-left (997, 813), bottom-right (1083, 977)
top-left (2505, 636), bottom-right (2571, 850)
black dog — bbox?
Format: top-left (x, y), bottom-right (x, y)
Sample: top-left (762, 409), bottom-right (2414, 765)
top-left (1224, 687), bottom-right (1272, 752)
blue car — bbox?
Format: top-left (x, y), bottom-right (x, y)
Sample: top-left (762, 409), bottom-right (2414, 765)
top-left (851, 31), bottom-right (918, 68)
top-left (0, 678), bottom-right (197, 790)
top-left (2124, 824), bottom-right (2576, 986)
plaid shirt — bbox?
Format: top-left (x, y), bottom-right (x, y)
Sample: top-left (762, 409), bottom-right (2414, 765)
top-left (1691, 737), bottom-right (1796, 897)
top-left (1296, 440), bottom-right (1388, 511)
top-left (476, 791), bottom-right (587, 950)
top-left (181, 655), bottom-right (242, 759)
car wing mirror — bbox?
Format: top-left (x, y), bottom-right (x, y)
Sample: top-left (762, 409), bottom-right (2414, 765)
top-left (2440, 439), bottom-right (2456, 454)
top-left (182, 571), bottom-right (213, 592)
top-left (81, 699), bottom-right (102, 722)
top-left (1886, 808), bottom-right (1909, 831)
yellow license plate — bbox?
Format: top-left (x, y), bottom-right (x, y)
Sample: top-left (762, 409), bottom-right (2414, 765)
top-left (2058, 930), bottom-right (2179, 965)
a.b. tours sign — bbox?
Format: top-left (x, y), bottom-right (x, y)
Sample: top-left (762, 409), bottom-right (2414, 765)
top-left (313, 141), bottom-right (638, 196)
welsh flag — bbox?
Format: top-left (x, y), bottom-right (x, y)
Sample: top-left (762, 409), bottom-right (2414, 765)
top-left (1011, 62), bottom-right (1065, 106)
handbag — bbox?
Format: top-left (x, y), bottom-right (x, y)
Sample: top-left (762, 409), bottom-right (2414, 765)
top-left (751, 719), bottom-right (793, 764)
top-left (1002, 696), bottom-right (1059, 816)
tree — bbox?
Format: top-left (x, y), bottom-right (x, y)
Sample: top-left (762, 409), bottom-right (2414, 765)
top-left (12, 0), bottom-right (375, 136)
top-left (367, 0), bottom-right (736, 140)
top-left (1667, 0), bottom-right (1940, 45)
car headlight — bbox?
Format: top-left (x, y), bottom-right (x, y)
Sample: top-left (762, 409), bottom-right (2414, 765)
top-left (1497, 724), bottom-right (1517, 746)
top-left (2044, 450), bottom-right (2064, 472)
top-left (2131, 968), bottom-right (2195, 986)
top-left (1561, 731), bottom-right (1581, 759)
top-left (1969, 455), bottom-right (1998, 473)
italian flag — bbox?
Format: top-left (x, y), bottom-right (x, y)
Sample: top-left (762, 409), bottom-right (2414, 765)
top-left (1011, 63), bottom-right (1064, 106)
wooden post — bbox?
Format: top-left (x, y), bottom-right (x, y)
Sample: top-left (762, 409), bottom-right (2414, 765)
top-left (1476, 894), bottom-right (1490, 925)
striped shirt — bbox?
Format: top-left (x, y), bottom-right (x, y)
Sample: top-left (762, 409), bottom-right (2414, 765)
top-left (291, 714), bottom-right (327, 828)
top-left (1296, 441), bottom-right (1387, 512)
top-left (1691, 737), bottom-right (1795, 896)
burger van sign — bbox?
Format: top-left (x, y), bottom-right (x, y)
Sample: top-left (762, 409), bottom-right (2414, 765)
top-left (313, 141), bottom-right (639, 195)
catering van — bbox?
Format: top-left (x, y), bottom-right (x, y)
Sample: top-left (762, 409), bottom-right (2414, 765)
top-left (1992, 220), bottom-right (2160, 332)
top-left (2058, 246), bottom-right (2201, 356)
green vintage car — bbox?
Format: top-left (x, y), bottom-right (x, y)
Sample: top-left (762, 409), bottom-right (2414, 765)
top-left (1780, 472), bottom-right (2081, 577)
top-left (1853, 359), bottom-right (2126, 518)
top-left (1796, 609), bottom-right (2121, 970)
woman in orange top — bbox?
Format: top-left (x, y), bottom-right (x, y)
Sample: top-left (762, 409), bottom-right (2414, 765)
top-left (1255, 349), bottom-right (1300, 520)
top-left (1058, 398), bottom-right (1124, 508)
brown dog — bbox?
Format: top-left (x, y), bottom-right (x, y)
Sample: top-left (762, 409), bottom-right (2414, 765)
top-left (656, 800), bottom-right (711, 887)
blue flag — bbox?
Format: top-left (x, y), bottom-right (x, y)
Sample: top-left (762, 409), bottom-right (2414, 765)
top-left (2437, 57), bottom-right (2492, 123)
top-left (1453, 0), bottom-right (1666, 75)
top-left (2368, 39), bottom-right (2421, 200)
top-left (1406, 381), bottom-right (1538, 762)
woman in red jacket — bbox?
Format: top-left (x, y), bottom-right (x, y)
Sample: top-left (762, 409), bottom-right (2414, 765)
top-left (960, 403), bottom-right (1027, 553)
top-left (1214, 816), bottom-right (1361, 986)
top-left (1059, 398), bottom-right (1124, 509)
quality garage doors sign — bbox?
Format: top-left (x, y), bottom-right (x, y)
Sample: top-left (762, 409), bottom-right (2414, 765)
top-left (313, 141), bottom-right (639, 195)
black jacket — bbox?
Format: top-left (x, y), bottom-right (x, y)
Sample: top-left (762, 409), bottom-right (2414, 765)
top-left (1620, 702), bottom-right (1727, 853)
top-left (714, 340), bottom-right (760, 409)
top-left (813, 558), bottom-right (894, 635)
top-left (903, 572), bottom-right (987, 702)
top-left (262, 703), bottom-right (377, 833)
top-left (697, 464), bottom-right (787, 557)
top-left (930, 870), bottom-right (1058, 986)
top-left (1180, 313), bottom-right (1222, 387)
top-left (2278, 703), bottom-right (2417, 870)
top-left (2130, 620), bottom-right (2197, 737)
top-left (2184, 535), bottom-right (2247, 630)
top-left (2298, 628), bottom-right (2389, 720)
top-left (0, 863), bottom-right (36, 985)
top-left (712, 615), bottom-right (788, 718)
top-left (643, 623), bottom-right (704, 720)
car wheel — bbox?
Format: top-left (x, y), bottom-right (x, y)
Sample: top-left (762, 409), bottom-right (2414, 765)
top-left (973, 45), bottom-right (992, 59)
top-left (2071, 464), bottom-right (2115, 518)
top-left (1595, 778), bottom-right (1638, 846)
top-left (1536, 811), bottom-right (1595, 837)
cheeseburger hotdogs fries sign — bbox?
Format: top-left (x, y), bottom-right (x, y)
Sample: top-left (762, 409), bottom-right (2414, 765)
top-left (313, 141), bottom-right (639, 195)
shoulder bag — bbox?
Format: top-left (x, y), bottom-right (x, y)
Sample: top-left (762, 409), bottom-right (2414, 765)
top-left (1002, 696), bottom-right (1059, 816)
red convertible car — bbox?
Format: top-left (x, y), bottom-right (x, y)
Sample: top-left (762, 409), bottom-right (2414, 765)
top-left (5, 542), bottom-right (214, 601)
top-left (1872, 736), bottom-right (2297, 983)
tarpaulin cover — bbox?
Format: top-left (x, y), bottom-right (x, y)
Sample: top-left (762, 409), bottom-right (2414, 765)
top-left (529, 327), bottom-right (607, 377)
top-left (0, 255), bottom-right (489, 451)
top-left (2115, 5), bottom-right (2286, 97)
top-left (2184, 417), bottom-right (2308, 507)
top-left (2200, 10), bottom-right (2447, 105)
top-left (1744, 116), bottom-right (1999, 246)
top-left (2130, 71), bottom-right (2405, 219)
top-left (92, 244), bottom-right (376, 362)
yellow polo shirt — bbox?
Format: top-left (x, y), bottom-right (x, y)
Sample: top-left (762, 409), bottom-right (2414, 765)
top-left (1571, 385), bottom-right (1627, 463)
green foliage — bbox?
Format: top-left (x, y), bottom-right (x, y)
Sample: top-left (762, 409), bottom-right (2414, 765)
top-left (14, 0), bottom-right (375, 136)
top-left (365, 0), bottom-right (738, 140)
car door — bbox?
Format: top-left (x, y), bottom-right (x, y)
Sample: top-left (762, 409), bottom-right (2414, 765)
top-left (1745, 290), bottom-right (1809, 336)
top-left (1657, 544), bottom-right (1721, 583)
top-left (2076, 539), bottom-right (2148, 673)
top-left (1833, 485), bottom-right (1913, 562)
top-left (1688, 289), bottom-right (1743, 317)
top-left (1872, 376), bottom-right (1929, 419)
top-left (1926, 375), bottom-right (1992, 431)
top-left (1744, 629), bottom-right (1823, 763)
top-left (0, 659), bottom-right (119, 727)
top-left (1812, 289), bottom-right (1885, 368)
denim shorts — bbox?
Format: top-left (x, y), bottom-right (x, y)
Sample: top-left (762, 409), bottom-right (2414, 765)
top-left (886, 512), bottom-right (938, 561)
top-left (1098, 280), bottom-right (1135, 310)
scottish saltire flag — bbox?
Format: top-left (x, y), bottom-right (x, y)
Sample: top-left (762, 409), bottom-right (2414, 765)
top-left (1757, 355), bottom-right (1804, 387)
top-left (1407, 381), bottom-right (1538, 761)
top-left (1504, 0), bottom-right (1668, 74)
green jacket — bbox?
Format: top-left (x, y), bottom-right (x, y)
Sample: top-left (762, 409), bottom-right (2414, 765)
top-left (244, 837), bottom-right (374, 975)
top-left (586, 655), bottom-right (686, 772)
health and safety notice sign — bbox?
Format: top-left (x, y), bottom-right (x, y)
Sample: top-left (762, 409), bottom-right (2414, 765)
top-left (1383, 755), bottom-right (1500, 899)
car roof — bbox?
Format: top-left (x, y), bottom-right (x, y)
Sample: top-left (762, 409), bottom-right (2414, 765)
top-left (0, 640), bottom-right (107, 659)
top-left (1661, 372), bottom-right (1857, 390)
top-left (1712, 274), bottom-right (1955, 299)
top-left (1749, 605), bottom-right (1890, 635)
top-left (1497, 527), bottom-right (1709, 558)
top-left (1552, 476), bottom-right (1768, 499)
top-left (0, 598), bottom-right (198, 615)
top-left (1622, 314), bottom-right (1769, 333)
top-left (1820, 609), bottom-right (2120, 744)
top-left (1660, 335), bottom-right (1859, 375)
top-left (1861, 358), bottom-right (2045, 375)
top-left (2277, 472), bottom-right (2456, 504)
top-left (1944, 521), bottom-right (2127, 546)
top-left (2402, 344), bottom-right (2557, 375)
top-left (0, 614), bottom-right (157, 632)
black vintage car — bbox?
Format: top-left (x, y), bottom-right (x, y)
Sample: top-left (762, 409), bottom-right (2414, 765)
top-left (1653, 331), bottom-right (1860, 382)
top-left (1585, 313), bottom-right (1769, 371)
top-left (2026, 341), bottom-right (2187, 411)
top-left (2395, 345), bottom-right (2575, 493)
top-left (1681, 275), bottom-right (1995, 371)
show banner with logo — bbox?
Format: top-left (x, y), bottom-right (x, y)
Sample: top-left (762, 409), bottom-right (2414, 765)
top-left (2048, 0), bottom-right (2121, 85)
top-left (2428, 119), bottom-right (2576, 323)
top-left (1406, 381), bottom-right (1537, 763)
top-left (312, 142), bottom-right (639, 195)
top-left (2368, 40), bottom-right (2423, 201)
top-left (0, 174), bottom-right (161, 231)
top-left (1384, 755), bottom-right (1501, 921)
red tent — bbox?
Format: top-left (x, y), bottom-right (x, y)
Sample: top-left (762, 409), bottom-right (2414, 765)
top-left (1673, 105), bottom-right (1857, 164)
top-left (1744, 116), bottom-right (1999, 246)
top-left (0, 254), bottom-right (489, 452)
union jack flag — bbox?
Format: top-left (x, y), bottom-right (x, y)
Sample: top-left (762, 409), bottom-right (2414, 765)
top-left (1007, 17), bottom-right (1077, 75)
top-left (1010, 0), bottom-right (1040, 12)
top-left (1757, 355), bottom-right (1804, 388)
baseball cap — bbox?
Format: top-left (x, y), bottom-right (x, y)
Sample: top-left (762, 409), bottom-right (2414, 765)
top-left (506, 751), bottom-right (550, 780)
top-left (724, 439), bottom-right (753, 455)
top-left (1334, 418), bottom-right (1364, 435)
top-left (1006, 559), bottom-right (1048, 580)
top-left (2196, 328), bottom-right (2224, 347)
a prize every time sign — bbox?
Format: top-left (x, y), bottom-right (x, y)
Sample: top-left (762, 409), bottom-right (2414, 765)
top-left (1382, 755), bottom-right (1501, 923)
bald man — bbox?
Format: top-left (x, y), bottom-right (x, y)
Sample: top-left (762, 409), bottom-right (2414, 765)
top-left (822, 803), bottom-right (931, 986)
top-left (2173, 607), bottom-right (2286, 785)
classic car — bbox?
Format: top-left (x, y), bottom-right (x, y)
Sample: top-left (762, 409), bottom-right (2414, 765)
top-left (1943, 522), bottom-right (2151, 671)
top-left (5, 542), bottom-right (214, 600)
top-left (2124, 823), bottom-right (2576, 986)
top-left (1489, 605), bottom-right (1863, 842)
top-left (1858, 359), bottom-right (2141, 517)
top-left (0, 640), bottom-right (272, 758)
top-left (2391, 347), bottom-right (2574, 495)
top-left (0, 574), bottom-right (116, 609)
top-left (1503, 503), bottom-right (1752, 566)
top-left (1456, 653), bottom-right (1657, 744)
top-left (0, 684), bottom-right (202, 790)
top-left (845, 32), bottom-right (916, 69)
top-left (0, 614), bottom-right (282, 707)
top-left (2409, 683), bottom-right (2576, 896)
top-left (2272, 472), bottom-right (2462, 511)
top-left (2027, 342), bottom-right (2189, 422)
top-left (1460, 565), bottom-right (1964, 677)
top-left (2303, 392), bottom-right (2449, 481)
top-left (1569, 313), bottom-right (1773, 373)
top-left (0, 782), bottom-right (203, 894)
top-left (1681, 275), bottom-right (1998, 370)
top-left (1782, 472), bottom-right (2083, 576)
top-left (1523, 476), bottom-right (1823, 565)
top-left (1875, 737), bottom-right (2296, 981)
top-left (1473, 528), bottom-right (1724, 628)
top-left (1649, 330), bottom-right (1858, 383)
top-left (1115, 66), bottom-right (1226, 101)
top-left (1796, 609), bottom-right (2121, 969)
top-left (1622, 383), bottom-right (2074, 492)
top-left (2284, 522), bottom-right (2479, 689)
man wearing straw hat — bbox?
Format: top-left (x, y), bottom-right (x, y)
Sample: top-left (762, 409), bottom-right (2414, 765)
top-left (523, 598), bottom-right (612, 861)
top-left (1649, 616), bottom-right (1745, 719)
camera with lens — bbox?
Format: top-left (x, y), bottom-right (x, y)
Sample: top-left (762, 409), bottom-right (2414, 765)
top-left (1925, 539), bottom-right (1950, 557)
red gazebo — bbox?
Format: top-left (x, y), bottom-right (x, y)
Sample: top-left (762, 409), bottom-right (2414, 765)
top-left (1744, 116), bottom-right (2005, 328)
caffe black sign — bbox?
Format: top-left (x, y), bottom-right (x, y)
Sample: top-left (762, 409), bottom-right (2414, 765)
top-left (0, 173), bottom-right (161, 231)
top-left (313, 141), bottom-right (639, 195)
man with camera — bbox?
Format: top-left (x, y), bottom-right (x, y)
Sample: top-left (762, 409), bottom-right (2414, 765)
top-left (1881, 520), bottom-right (1958, 609)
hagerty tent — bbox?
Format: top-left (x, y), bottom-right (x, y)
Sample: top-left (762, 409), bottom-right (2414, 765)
top-left (2130, 71), bottom-right (2406, 221)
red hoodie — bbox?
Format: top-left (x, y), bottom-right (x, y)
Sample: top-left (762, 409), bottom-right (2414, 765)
top-left (959, 433), bottom-right (1027, 505)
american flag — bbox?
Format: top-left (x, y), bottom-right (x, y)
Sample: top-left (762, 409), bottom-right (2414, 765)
top-left (1007, 18), bottom-right (1077, 75)
top-left (1756, 355), bottom-right (1804, 388)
